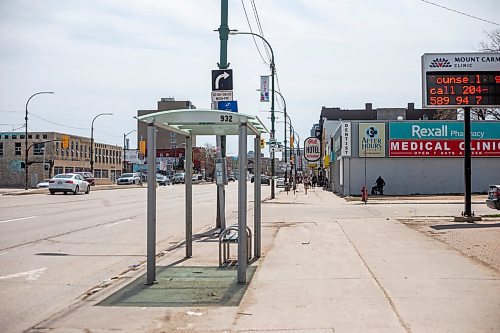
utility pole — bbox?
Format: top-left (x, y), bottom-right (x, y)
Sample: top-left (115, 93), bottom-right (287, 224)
top-left (216, 0), bottom-right (229, 229)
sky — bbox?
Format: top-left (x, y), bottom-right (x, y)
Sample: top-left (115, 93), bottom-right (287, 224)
top-left (1, 0), bottom-right (499, 156)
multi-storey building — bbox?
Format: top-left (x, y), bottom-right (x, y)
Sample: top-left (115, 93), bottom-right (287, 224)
top-left (137, 97), bottom-right (197, 150)
top-left (0, 132), bottom-right (122, 188)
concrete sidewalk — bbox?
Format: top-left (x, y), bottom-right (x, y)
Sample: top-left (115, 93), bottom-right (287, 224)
top-left (29, 187), bottom-right (500, 332)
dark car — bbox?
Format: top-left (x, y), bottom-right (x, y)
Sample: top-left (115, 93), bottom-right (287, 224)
top-left (74, 171), bottom-right (95, 186)
top-left (251, 175), bottom-right (270, 185)
top-left (486, 185), bottom-right (500, 210)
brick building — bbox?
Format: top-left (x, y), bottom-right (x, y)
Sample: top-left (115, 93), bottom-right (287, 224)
top-left (0, 131), bottom-right (122, 188)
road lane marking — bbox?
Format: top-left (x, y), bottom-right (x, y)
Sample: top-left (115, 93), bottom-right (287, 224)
top-left (105, 219), bottom-right (133, 228)
top-left (0, 251), bottom-right (8, 256)
top-left (0, 216), bottom-right (38, 225)
top-left (0, 268), bottom-right (46, 281)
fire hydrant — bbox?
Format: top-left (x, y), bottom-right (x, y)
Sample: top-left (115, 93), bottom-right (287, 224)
top-left (361, 186), bottom-right (368, 204)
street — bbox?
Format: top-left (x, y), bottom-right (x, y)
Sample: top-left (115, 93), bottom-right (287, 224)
top-left (1, 184), bottom-right (498, 332)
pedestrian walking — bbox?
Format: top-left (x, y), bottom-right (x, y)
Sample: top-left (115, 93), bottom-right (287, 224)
top-left (303, 174), bottom-right (310, 194)
top-left (312, 175), bottom-right (317, 188)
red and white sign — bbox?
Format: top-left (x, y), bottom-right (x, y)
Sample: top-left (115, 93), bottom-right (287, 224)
top-left (389, 139), bottom-right (500, 157)
top-left (304, 137), bottom-right (321, 161)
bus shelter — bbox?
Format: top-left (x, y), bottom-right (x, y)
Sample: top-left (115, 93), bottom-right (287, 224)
top-left (136, 109), bottom-right (268, 284)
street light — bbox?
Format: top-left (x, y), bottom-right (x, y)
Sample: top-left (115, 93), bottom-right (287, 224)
top-left (123, 129), bottom-right (137, 172)
top-left (90, 113), bottom-right (113, 174)
top-left (25, 91), bottom-right (54, 190)
top-left (230, 30), bottom-right (277, 199)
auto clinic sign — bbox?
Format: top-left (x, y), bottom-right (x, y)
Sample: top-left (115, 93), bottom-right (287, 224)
top-left (389, 122), bottom-right (500, 157)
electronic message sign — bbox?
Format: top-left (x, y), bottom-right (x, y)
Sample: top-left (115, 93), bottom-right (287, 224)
top-left (422, 53), bottom-right (500, 108)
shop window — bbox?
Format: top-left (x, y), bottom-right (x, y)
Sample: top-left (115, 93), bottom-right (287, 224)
top-left (65, 167), bottom-right (74, 173)
top-left (15, 142), bottom-right (21, 155)
top-left (54, 166), bottom-right (63, 175)
top-left (94, 169), bottom-right (102, 178)
top-left (102, 170), bottom-right (109, 179)
top-left (0, 142), bottom-right (3, 156)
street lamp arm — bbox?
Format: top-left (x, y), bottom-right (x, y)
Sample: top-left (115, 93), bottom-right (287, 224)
top-left (230, 31), bottom-right (275, 68)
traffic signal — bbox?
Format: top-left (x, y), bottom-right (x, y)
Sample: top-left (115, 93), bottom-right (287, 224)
top-left (260, 138), bottom-right (265, 149)
top-left (61, 135), bottom-right (69, 149)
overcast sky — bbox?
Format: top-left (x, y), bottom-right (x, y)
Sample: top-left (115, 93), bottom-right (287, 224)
top-left (1, 0), bottom-right (499, 156)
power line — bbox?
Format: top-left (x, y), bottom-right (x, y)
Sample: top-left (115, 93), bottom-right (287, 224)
top-left (29, 112), bottom-right (88, 130)
top-left (251, 0), bottom-right (272, 62)
top-left (419, 0), bottom-right (500, 26)
top-left (240, 0), bottom-right (269, 64)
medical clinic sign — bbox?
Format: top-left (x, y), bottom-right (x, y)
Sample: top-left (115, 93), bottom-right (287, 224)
top-left (389, 122), bottom-right (500, 157)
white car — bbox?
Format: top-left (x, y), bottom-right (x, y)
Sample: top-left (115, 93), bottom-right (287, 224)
top-left (36, 179), bottom-right (51, 188)
top-left (117, 172), bottom-right (141, 185)
top-left (49, 173), bottom-right (90, 195)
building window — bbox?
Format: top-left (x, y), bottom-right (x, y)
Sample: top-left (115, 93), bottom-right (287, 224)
top-left (95, 169), bottom-right (102, 178)
top-left (36, 134), bottom-right (40, 139)
top-left (20, 135), bottom-right (25, 139)
top-left (12, 135), bottom-right (17, 139)
top-left (33, 143), bottom-right (44, 155)
top-left (15, 142), bottom-right (21, 155)
top-left (55, 142), bottom-right (59, 155)
top-left (102, 170), bottom-right (109, 179)
top-left (171, 138), bottom-right (176, 144)
top-left (3, 135), bottom-right (8, 139)
top-left (0, 142), bottom-right (3, 156)
top-left (28, 135), bottom-right (32, 139)
top-left (43, 134), bottom-right (48, 139)
top-left (65, 167), bottom-right (74, 173)
top-left (54, 166), bottom-right (63, 175)
top-left (170, 132), bottom-right (176, 137)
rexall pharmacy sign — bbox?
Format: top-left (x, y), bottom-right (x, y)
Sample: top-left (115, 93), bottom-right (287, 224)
top-left (389, 122), bottom-right (500, 157)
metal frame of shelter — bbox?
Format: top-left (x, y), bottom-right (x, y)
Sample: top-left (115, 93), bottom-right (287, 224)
top-left (136, 109), bottom-right (268, 284)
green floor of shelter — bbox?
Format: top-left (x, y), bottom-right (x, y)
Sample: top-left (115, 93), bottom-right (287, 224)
top-left (98, 266), bottom-right (257, 307)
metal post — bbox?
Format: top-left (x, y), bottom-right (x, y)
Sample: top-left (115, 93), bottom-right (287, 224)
top-left (146, 123), bottom-right (157, 285)
top-left (229, 31), bottom-right (275, 198)
top-left (463, 107), bottom-right (472, 217)
top-left (185, 136), bottom-right (193, 258)
top-left (90, 113), bottom-right (112, 174)
top-left (123, 133), bottom-right (127, 173)
top-left (238, 122), bottom-right (248, 283)
top-left (25, 91), bottom-right (53, 189)
top-left (254, 136), bottom-right (261, 258)
top-left (216, 136), bottom-right (226, 230)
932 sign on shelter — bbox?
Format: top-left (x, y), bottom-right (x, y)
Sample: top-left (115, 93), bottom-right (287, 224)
top-left (422, 53), bottom-right (500, 108)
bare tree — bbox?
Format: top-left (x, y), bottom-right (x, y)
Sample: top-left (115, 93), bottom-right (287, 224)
top-left (479, 29), bottom-right (500, 52)
top-left (433, 109), bottom-right (457, 120)
top-left (473, 29), bottom-right (500, 120)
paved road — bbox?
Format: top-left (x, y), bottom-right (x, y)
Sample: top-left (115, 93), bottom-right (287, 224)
top-left (0, 182), bottom-right (261, 333)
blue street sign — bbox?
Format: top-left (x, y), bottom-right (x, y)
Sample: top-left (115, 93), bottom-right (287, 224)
top-left (217, 101), bottom-right (238, 113)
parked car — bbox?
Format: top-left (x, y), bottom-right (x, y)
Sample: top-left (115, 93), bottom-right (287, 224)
top-left (486, 185), bottom-right (500, 210)
top-left (173, 172), bottom-right (186, 184)
top-left (117, 172), bottom-right (141, 185)
top-left (276, 177), bottom-right (285, 188)
top-left (156, 174), bottom-right (170, 186)
top-left (74, 171), bottom-right (95, 186)
top-left (251, 175), bottom-right (270, 185)
top-left (36, 179), bottom-right (51, 188)
top-left (192, 174), bottom-right (203, 183)
top-left (49, 173), bottom-right (90, 195)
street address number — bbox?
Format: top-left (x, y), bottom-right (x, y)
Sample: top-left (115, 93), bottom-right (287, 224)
top-left (220, 115), bottom-right (233, 122)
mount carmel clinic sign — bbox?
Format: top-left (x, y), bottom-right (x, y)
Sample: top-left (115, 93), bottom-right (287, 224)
top-left (389, 121), bottom-right (500, 157)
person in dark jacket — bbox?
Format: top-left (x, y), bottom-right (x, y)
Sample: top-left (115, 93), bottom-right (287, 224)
top-left (371, 176), bottom-right (385, 195)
